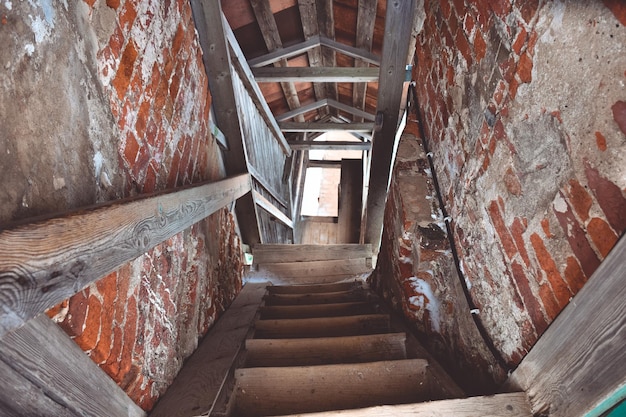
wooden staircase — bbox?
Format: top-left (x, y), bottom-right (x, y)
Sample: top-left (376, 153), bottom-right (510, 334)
top-left (151, 245), bottom-right (533, 417)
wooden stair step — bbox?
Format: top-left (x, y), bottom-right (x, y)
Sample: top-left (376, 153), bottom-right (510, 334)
top-left (256, 259), bottom-right (372, 285)
top-left (253, 244), bottom-right (373, 263)
top-left (245, 333), bottom-right (407, 367)
top-left (259, 302), bottom-right (378, 319)
top-left (254, 314), bottom-right (390, 338)
top-left (267, 281), bottom-right (362, 294)
top-left (233, 359), bottom-right (431, 416)
top-left (273, 392), bottom-right (533, 417)
top-left (263, 290), bottom-right (367, 306)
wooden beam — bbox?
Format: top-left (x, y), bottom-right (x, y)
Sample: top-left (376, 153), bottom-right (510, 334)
top-left (0, 174), bottom-right (251, 337)
top-left (248, 164), bottom-right (289, 209)
top-left (150, 282), bottom-right (268, 417)
top-left (0, 315), bottom-right (146, 416)
top-left (276, 99), bottom-right (329, 122)
top-left (253, 243), bottom-right (373, 263)
top-left (327, 98), bottom-right (376, 121)
top-left (221, 13), bottom-right (291, 154)
top-left (320, 36), bottom-right (381, 66)
top-left (288, 141), bottom-right (372, 151)
top-left (191, 1), bottom-right (262, 245)
top-left (253, 67), bottom-right (379, 83)
top-left (338, 159), bottom-right (363, 243)
top-left (248, 36), bottom-right (321, 68)
top-left (353, 0), bottom-right (378, 122)
top-left (308, 159), bottom-right (343, 168)
top-left (363, 0), bottom-right (417, 250)
top-left (257, 258), bottom-right (372, 279)
top-left (253, 189), bottom-right (294, 229)
top-left (508, 236), bottom-right (626, 417)
top-left (281, 122), bottom-right (374, 133)
top-left (275, 393), bottom-right (533, 416)
top-left (297, 0), bottom-right (327, 118)
top-left (249, 0), bottom-right (306, 124)
top-left (316, 0), bottom-right (338, 103)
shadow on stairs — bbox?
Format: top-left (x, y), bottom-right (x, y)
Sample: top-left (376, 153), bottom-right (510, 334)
top-left (150, 245), bottom-right (532, 417)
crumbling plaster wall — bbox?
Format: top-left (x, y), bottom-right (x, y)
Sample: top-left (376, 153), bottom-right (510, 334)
top-left (1, 0), bottom-right (243, 411)
top-left (374, 0), bottom-right (626, 389)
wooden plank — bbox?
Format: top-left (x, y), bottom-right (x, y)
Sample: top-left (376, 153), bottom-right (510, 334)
top-left (353, 0), bottom-right (378, 122)
top-left (150, 282), bottom-right (269, 417)
top-left (264, 290), bottom-right (367, 306)
top-left (0, 356), bottom-right (75, 417)
top-left (276, 99), bottom-right (329, 122)
top-left (281, 122), bottom-right (374, 133)
top-left (245, 333), bottom-right (407, 367)
top-left (508, 236), bottom-right (626, 417)
top-left (338, 159), bottom-right (363, 243)
top-left (233, 359), bottom-right (430, 416)
top-left (288, 141), bottom-right (372, 151)
top-left (319, 36), bottom-right (381, 66)
top-left (0, 174), bottom-right (251, 337)
top-left (363, 0), bottom-right (417, 250)
top-left (301, 215), bottom-right (338, 223)
top-left (276, 392), bottom-right (533, 417)
top-left (0, 315), bottom-right (145, 416)
top-left (252, 67), bottom-right (380, 82)
top-left (249, 164), bottom-right (289, 209)
top-left (259, 302), bottom-right (378, 319)
top-left (253, 189), bottom-right (294, 229)
top-left (248, 35), bottom-right (321, 68)
top-left (191, 1), bottom-right (262, 245)
top-left (258, 258), bottom-right (372, 278)
top-left (253, 314), bottom-right (390, 338)
top-left (316, 0), bottom-right (338, 103)
top-left (297, 0), bottom-right (327, 118)
top-left (222, 13), bottom-right (292, 154)
top-left (327, 98), bottom-right (376, 121)
top-left (267, 281), bottom-right (362, 293)
top-left (308, 159), bottom-right (343, 168)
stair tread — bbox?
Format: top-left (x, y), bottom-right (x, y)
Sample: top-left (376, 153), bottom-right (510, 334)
top-left (259, 302), bottom-right (378, 319)
top-left (245, 333), bottom-right (407, 367)
top-left (254, 314), bottom-right (391, 338)
top-left (252, 244), bottom-right (373, 264)
top-left (233, 359), bottom-right (431, 416)
top-left (263, 290), bottom-right (367, 306)
top-left (267, 281), bottom-right (362, 294)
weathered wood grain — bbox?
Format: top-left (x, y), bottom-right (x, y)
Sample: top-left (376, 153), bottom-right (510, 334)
top-left (267, 281), bottom-right (362, 293)
top-left (0, 315), bottom-right (145, 417)
top-left (245, 333), bottom-right (407, 367)
top-left (275, 392), bottom-right (533, 417)
top-left (0, 174), bottom-right (251, 337)
top-left (258, 258), bottom-right (372, 279)
top-left (319, 36), bottom-right (381, 65)
top-left (297, 0), bottom-right (327, 118)
top-left (150, 282), bottom-right (268, 417)
top-left (253, 314), bottom-right (390, 338)
top-left (253, 190), bottom-right (294, 229)
top-left (233, 359), bottom-right (430, 416)
top-left (253, 67), bottom-right (379, 82)
top-left (259, 302), bottom-right (378, 319)
top-left (363, 0), bottom-right (417, 249)
top-left (353, 0), bottom-right (378, 122)
top-left (508, 236), bottom-right (626, 417)
top-left (248, 35), bottom-right (321, 68)
top-left (338, 159), bottom-right (363, 243)
top-left (264, 290), bottom-right (366, 306)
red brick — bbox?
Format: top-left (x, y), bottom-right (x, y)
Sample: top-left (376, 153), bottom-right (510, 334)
top-left (511, 27), bottom-right (527, 55)
top-left (123, 132), bottom-right (140, 165)
top-left (541, 217), bottom-right (553, 238)
top-left (119, 1), bottom-right (137, 33)
top-left (464, 13), bottom-right (475, 36)
top-left (45, 299), bottom-right (68, 320)
top-left (509, 261), bottom-right (548, 335)
top-left (493, 119), bottom-right (506, 140)
top-left (474, 29), bottom-right (487, 62)
top-left (602, 0), bottom-right (626, 26)
top-left (553, 192), bottom-right (601, 278)
top-left (143, 163), bottom-right (159, 193)
top-left (584, 159), bottom-right (626, 233)
top-left (468, 0), bottom-right (491, 31)
top-left (595, 131), bottom-right (607, 151)
top-left (58, 289), bottom-right (89, 337)
top-left (171, 24), bottom-right (185, 58)
top-left (108, 24), bottom-right (124, 59)
top-left (517, 53), bottom-right (533, 83)
top-left (448, 12), bottom-right (460, 37)
top-left (509, 77), bottom-right (519, 100)
top-left (510, 217), bottom-right (531, 266)
top-left (83, 0), bottom-right (96, 7)
top-left (611, 100), bottom-right (626, 135)
top-left (106, 0), bottom-right (120, 9)
top-left (567, 178), bottom-right (593, 222)
top-left (102, 327), bottom-right (123, 377)
top-left (503, 166), bottom-right (522, 196)
top-left (118, 296), bottom-right (138, 386)
top-left (538, 283), bottom-right (561, 322)
top-left (499, 57), bottom-right (516, 83)
top-left (135, 100), bottom-right (151, 140)
top-left (520, 0), bottom-right (540, 24)
top-left (487, 0), bottom-right (512, 18)
top-left (530, 233), bottom-right (572, 308)
top-left (74, 295), bottom-right (102, 352)
top-left (440, 0), bottom-right (452, 20)
top-left (456, 30), bottom-right (473, 67)
top-left (167, 150), bottom-right (182, 188)
top-left (111, 40), bottom-right (138, 100)
top-left (587, 217), bottom-right (619, 258)
top-left (488, 200), bottom-right (517, 259)
top-left (564, 256), bottom-right (586, 294)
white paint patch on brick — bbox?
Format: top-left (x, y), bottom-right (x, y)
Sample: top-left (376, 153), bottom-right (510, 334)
top-left (4, 1), bottom-right (12, 11)
top-left (407, 276), bottom-right (441, 333)
top-left (553, 193), bottom-right (568, 213)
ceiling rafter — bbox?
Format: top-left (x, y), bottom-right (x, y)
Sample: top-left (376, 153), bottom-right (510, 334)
top-left (297, 0), bottom-right (327, 119)
top-left (353, 0), bottom-right (378, 122)
top-left (252, 67), bottom-right (379, 82)
top-left (280, 122), bottom-right (375, 132)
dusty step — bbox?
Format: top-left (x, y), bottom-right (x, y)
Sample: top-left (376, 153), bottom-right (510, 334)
top-left (273, 392), bottom-right (532, 417)
top-left (259, 302), bottom-right (378, 319)
top-left (254, 314), bottom-right (390, 338)
top-left (244, 333), bottom-right (407, 367)
top-left (232, 359), bottom-right (430, 416)
top-left (267, 281), bottom-right (362, 294)
top-left (263, 290), bottom-right (367, 306)
top-left (252, 244), bottom-right (373, 264)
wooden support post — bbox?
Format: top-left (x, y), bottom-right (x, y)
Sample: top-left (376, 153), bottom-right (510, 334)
top-left (363, 0), bottom-right (417, 251)
top-left (0, 174), bottom-right (251, 337)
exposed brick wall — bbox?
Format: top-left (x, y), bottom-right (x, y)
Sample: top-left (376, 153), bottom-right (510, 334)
top-left (44, 0), bottom-right (243, 411)
top-left (402, 0), bottom-right (626, 367)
